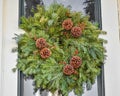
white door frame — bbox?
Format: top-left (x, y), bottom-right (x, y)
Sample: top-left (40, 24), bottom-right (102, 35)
top-left (101, 0), bottom-right (120, 96)
top-left (0, 0), bottom-right (3, 96)
top-left (0, 0), bottom-right (120, 96)
top-left (0, 0), bottom-right (19, 96)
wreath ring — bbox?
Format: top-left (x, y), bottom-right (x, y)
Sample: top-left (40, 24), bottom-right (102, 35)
top-left (13, 3), bottom-right (106, 96)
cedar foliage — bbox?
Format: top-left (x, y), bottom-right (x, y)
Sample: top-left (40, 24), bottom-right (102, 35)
top-left (13, 3), bottom-right (106, 96)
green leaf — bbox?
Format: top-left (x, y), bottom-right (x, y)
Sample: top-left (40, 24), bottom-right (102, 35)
top-left (48, 20), bottom-right (54, 26)
top-left (12, 68), bottom-right (17, 72)
top-left (89, 48), bottom-right (97, 59)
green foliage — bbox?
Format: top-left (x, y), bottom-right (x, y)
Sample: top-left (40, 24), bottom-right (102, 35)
top-left (14, 3), bottom-right (106, 96)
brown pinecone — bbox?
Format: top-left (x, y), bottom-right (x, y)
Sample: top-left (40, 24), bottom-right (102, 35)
top-left (62, 19), bottom-right (73, 30)
top-left (36, 38), bottom-right (47, 49)
top-left (71, 26), bottom-right (82, 38)
top-left (63, 64), bottom-right (74, 75)
top-left (70, 56), bottom-right (82, 69)
top-left (40, 48), bottom-right (51, 59)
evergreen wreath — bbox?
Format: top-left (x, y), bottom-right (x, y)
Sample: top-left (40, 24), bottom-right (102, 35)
top-left (13, 3), bottom-right (107, 96)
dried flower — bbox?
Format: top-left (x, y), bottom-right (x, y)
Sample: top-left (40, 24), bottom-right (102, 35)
top-left (59, 61), bottom-right (67, 65)
top-left (63, 32), bottom-right (68, 35)
top-left (34, 36), bottom-right (37, 41)
top-left (70, 56), bottom-right (82, 69)
top-left (63, 64), bottom-right (74, 75)
top-left (36, 38), bottom-right (47, 49)
top-left (66, 11), bottom-right (71, 17)
top-left (74, 49), bottom-right (79, 55)
top-left (78, 22), bottom-right (86, 31)
top-left (73, 70), bottom-right (78, 75)
top-left (40, 48), bottom-right (51, 59)
top-left (62, 19), bottom-right (73, 30)
top-left (71, 26), bottom-right (82, 38)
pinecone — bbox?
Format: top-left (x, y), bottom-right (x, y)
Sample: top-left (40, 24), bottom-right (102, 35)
top-left (40, 48), bottom-right (51, 59)
top-left (63, 64), bottom-right (74, 75)
top-left (71, 26), bottom-right (82, 38)
top-left (36, 38), bottom-right (47, 49)
top-left (62, 19), bottom-right (73, 30)
top-left (70, 56), bottom-right (82, 69)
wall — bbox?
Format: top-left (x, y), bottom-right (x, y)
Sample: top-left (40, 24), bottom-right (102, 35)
top-left (1, 0), bottom-right (19, 96)
top-left (0, 0), bottom-right (3, 96)
top-left (101, 0), bottom-right (120, 96)
top-left (117, 0), bottom-right (120, 38)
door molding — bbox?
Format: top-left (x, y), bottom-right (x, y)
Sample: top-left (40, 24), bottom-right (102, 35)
top-left (117, 0), bottom-right (120, 41)
top-left (0, 0), bottom-right (3, 96)
top-left (95, 0), bottom-right (105, 96)
top-left (101, 0), bottom-right (120, 96)
top-left (1, 0), bottom-right (19, 96)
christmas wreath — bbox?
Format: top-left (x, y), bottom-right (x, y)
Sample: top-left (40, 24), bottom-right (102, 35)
top-left (13, 3), bottom-right (106, 96)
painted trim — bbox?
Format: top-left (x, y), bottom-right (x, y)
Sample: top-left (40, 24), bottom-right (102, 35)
top-left (95, 0), bottom-right (102, 29)
top-left (117, 0), bottom-right (120, 41)
top-left (95, 0), bottom-right (105, 96)
top-left (18, 71), bottom-right (24, 96)
top-left (97, 66), bottom-right (105, 96)
top-left (101, 0), bottom-right (120, 96)
top-left (18, 0), bottom-right (25, 96)
top-left (1, 0), bottom-right (19, 96)
top-left (19, 0), bottom-right (24, 24)
top-left (0, 0), bottom-right (3, 96)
